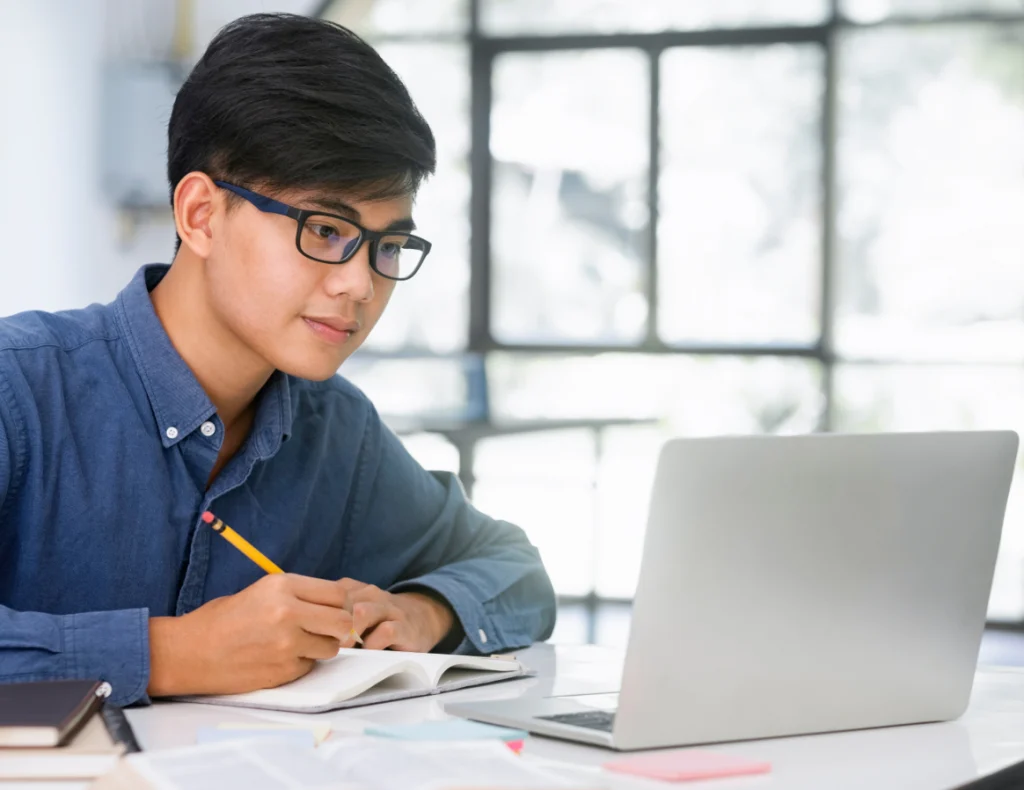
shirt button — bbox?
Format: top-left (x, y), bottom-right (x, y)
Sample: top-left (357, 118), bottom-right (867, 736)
top-left (478, 629), bottom-right (488, 644)
top-left (200, 421), bottom-right (216, 437)
top-left (165, 427), bottom-right (179, 440)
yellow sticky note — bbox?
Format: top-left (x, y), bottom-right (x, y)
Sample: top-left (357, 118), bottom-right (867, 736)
top-left (214, 722), bottom-right (332, 745)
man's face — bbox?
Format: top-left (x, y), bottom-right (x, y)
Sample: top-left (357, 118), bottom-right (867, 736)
top-left (205, 186), bottom-right (413, 381)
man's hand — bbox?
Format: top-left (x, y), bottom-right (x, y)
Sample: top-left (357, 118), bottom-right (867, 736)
top-left (338, 578), bottom-right (456, 653)
top-left (147, 573), bottom-right (357, 697)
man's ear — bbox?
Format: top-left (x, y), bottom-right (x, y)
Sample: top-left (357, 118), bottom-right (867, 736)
top-left (173, 172), bottom-right (221, 259)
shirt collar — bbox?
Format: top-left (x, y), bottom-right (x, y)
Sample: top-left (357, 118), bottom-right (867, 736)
top-left (254, 370), bottom-right (295, 456)
top-left (113, 264), bottom-right (294, 450)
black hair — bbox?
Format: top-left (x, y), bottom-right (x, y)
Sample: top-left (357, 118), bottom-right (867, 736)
top-left (167, 13), bottom-right (435, 223)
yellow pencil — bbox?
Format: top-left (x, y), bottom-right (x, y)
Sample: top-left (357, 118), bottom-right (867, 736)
top-left (201, 511), bottom-right (362, 644)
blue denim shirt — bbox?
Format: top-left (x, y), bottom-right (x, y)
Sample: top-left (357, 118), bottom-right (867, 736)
top-left (0, 265), bottom-right (555, 706)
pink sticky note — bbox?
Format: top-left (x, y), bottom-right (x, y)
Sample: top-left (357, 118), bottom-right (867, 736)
top-left (603, 750), bottom-right (771, 782)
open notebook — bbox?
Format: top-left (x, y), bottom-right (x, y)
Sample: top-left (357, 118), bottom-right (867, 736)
top-left (175, 649), bottom-right (533, 713)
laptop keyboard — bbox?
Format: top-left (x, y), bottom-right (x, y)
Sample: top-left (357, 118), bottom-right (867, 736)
top-left (538, 710), bottom-right (616, 733)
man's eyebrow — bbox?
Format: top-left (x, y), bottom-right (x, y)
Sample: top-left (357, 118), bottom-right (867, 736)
top-left (307, 197), bottom-right (417, 233)
top-left (308, 196), bottom-right (360, 218)
top-left (384, 217), bottom-right (417, 233)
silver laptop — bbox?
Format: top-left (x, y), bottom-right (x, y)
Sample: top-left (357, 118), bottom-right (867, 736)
top-left (448, 431), bottom-right (1019, 750)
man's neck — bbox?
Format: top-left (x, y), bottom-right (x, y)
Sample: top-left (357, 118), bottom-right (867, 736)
top-left (150, 254), bottom-right (273, 432)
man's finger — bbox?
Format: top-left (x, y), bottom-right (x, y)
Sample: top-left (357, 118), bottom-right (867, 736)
top-left (343, 584), bottom-right (388, 605)
top-left (337, 577), bottom-right (369, 595)
top-left (351, 599), bottom-right (400, 638)
top-left (343, 585), bottom-right (389, 633)
top-left (294, 599), bottom-right (355, 642)
top-left (295, 631), bottom-right (342, 661)
top-left (362, 620), bottom-right (399, 651)
top-left (283, 574), bottom-right (350, 609)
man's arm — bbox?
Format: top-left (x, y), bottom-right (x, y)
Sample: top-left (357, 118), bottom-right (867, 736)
top-left (0, 606), bottom-right (152, 706)
top-left (0, 382), bottom-right (153, 706)
top-left (357, 416), bottom-right (557, 655)
top-left (0, 396), bottom-right (353, 702)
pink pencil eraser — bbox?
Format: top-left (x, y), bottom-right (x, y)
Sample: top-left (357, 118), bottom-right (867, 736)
top-left (603, 751), bottom-right (771, 782)
top-left (201, 511), bottom-right (215, 523)
top-left (505, 739), bottom-right (524, 753)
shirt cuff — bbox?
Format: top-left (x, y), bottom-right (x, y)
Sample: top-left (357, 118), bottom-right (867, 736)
top-left (61, 608), bottom-right (151, 707)
top-left (389, 574), bottom-right (533, 656)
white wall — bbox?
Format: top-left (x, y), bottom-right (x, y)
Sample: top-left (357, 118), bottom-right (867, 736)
top-left (0, 0), bottom-right (110, 316)
top-left (0, 0), bottom-right (318, 319)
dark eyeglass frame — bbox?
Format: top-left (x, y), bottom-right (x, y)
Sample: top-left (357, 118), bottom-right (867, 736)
top-left (213, 180), bottom-right (431, 281)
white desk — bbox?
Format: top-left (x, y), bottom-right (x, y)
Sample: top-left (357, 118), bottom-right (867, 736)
top-left (12, 645), bottom-right (1021, 789)
top-left (110, 644), bottom-right (1024, 789)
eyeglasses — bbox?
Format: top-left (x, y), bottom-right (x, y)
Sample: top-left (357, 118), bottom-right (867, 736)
top-left (213, 181), bottom-right (431, 281)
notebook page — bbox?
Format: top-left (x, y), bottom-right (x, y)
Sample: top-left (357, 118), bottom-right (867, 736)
top-left (322, 740), bottom-right (583, 789)
top-left (121, 740), bottom-right (588, 790)
top-left (125, 741), bottom-right (357, 790)
top-left (198, 651), bottom-right (429, 709)
top-left (380, 651), bottom-right (523, 687)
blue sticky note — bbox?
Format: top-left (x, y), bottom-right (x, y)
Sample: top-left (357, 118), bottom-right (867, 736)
top-left (196, 727), bottom-right (316, 748)
top-left (365, 719), bottom-right (528, 742)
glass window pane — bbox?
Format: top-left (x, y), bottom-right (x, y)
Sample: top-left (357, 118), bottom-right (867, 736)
top-left (341, 357), bottom-right (469, 420)
top-left (594, 604), bottom-right (633, 647)
top-left (595, 425), bottom-right (668, 599)
top-left (473, 430), bottom-right (598, 596)
top-left (488, 353), bottom-right (824, 431)
top-left (490, 50), bottom-right (649, 345)
top-left (485, 354), bottom-right (824, 598)
top-left (833, 365), bottom-right (1024, 620)
top-left (325, 0), bottom-right (469, 36)
top-left (360, 44), bottom-right (470, 353)
top-left (395, 433), bottom-right (461, 475)
top-left (659, 45), bottom-right (824, 345)
top-left (842, 0), bottom-right (1024, 23)
top-left (474, 429), bottom-right (597, 482)
top-left (835, 25), bottom-right (1024, 362)
top-left (482, 0), bottom-right (827, 35)
top-left (549, 604), bottom-right (590, 644)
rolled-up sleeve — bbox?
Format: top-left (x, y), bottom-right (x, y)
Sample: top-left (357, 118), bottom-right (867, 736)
top-left (0, 606), bottom-right (152, 707)
top-left (358, 418), bottom-right (556, 655)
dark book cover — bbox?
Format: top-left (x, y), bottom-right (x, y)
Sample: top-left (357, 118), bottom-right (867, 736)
top-left (0, 679), bottom-right (107, 747)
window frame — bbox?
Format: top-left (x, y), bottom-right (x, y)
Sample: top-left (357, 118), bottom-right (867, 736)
top-left (318, 0), bottom-right (1024, 631)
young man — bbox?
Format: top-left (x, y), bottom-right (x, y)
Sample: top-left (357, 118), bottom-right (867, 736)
top-left (0, 14), bottom-right (555, 707)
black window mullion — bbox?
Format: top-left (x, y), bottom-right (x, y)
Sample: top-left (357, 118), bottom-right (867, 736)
top-left (476, 25), bottom-right (829, 55)
top-left (480, 342), bottom-right (824, 357)
top-left (819, 1), bottom-right (840, 433)
top-left (468, 18), bottom-right (493, 352)
top-left (645, 47), bottom-right (661, 346)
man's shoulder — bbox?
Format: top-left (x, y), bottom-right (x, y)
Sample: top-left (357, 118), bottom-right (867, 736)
top-left (0, 302), bottom-right (118, 358)
top-left (0, 304), bottom-right (121, 420)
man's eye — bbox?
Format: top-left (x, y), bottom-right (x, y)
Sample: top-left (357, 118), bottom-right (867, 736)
top-left (309, 223), bottom-right (340, 240)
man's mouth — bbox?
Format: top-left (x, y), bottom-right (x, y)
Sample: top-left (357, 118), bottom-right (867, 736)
top-left (303, 316), bottom-right (360, 344)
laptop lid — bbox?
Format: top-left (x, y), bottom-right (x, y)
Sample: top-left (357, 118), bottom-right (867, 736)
top-left (612, 431), bottom-right (1018, 750)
